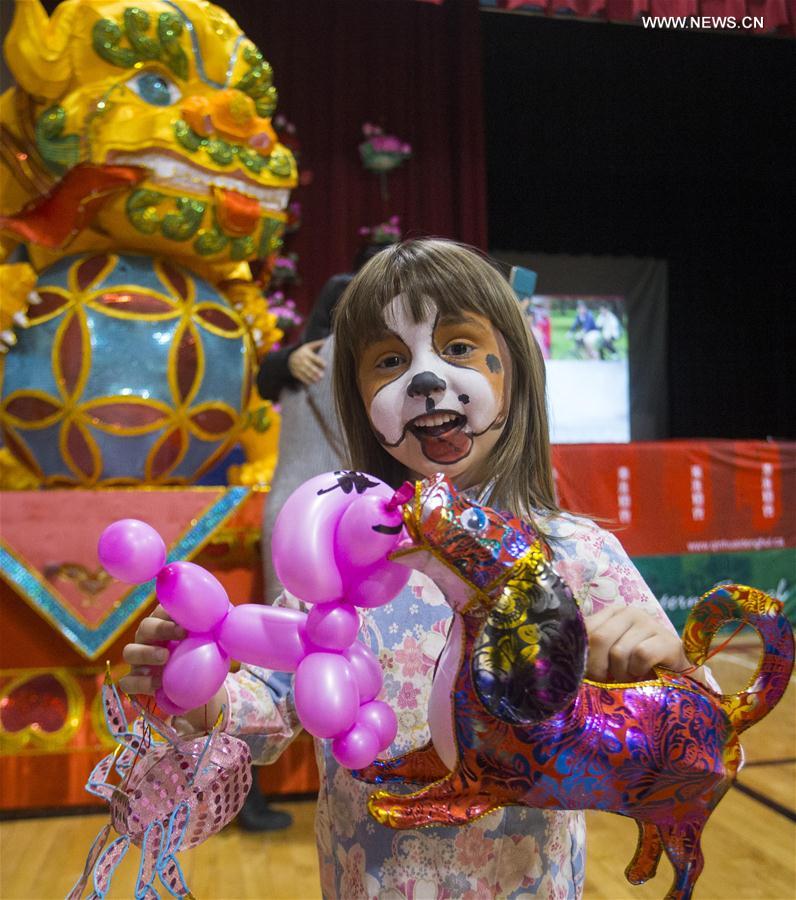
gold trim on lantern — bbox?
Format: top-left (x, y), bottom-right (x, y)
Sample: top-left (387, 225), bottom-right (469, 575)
top-left (192, 302), bottom-right (246, 339)
top-left (52, 306), bottom-right (91, 401)
top-left (80, 396), bottom-right (173, 437)
top-left (1, 389), bottom-right (64, 430)
top-left (24, 287), bottom-right (74, 326)
top-left (67, 255), bottom-right (117, 296)
top-left (84, 285), bottom-right (181, 322)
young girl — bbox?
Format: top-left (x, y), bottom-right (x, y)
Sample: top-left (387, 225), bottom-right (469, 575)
top-left (122, 239), bottom-right (698, 899)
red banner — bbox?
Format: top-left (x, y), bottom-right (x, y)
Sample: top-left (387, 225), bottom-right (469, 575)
top-left (552, 440), bottom-right (795, 557)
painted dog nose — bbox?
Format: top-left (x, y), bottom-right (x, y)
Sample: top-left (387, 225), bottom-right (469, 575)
top-left (407, 371), bottom-right (447, 398)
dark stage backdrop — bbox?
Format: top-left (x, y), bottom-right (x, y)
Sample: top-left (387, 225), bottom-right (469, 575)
top-left (483, 12), bottom-right (795, 441)
top-left (221, 0), bottom-right (487, 311)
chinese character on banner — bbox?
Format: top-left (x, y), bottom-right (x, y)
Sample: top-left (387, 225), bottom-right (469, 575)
top-left (617, 466), bottom-right (632, 524)
top-left (691, 464), bottom-right (706, 522)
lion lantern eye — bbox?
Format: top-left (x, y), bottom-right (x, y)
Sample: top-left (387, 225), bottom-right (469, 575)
top-left (126, 71), bottom-right (182, 106)
top-left (460, 507), bottom-right (487, 534)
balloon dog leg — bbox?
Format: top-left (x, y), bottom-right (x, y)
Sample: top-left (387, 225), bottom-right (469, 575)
top-left (354, 740), bottom-right (449, 785)
top-left (625, 820), bottom-right (663, 885)
top-left (367, 770), bottom-right (501, 829)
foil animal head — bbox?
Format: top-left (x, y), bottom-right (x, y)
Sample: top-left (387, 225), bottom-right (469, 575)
top-left (1, 0), bottom-right (296, 269)
top-left (397, 473), bottom-right (588, 723)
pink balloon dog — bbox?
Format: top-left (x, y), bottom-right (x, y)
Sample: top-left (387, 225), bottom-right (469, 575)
top-left (98, 471), bottom-right (414, 768)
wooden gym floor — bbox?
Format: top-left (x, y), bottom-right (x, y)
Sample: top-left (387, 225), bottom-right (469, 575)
top-left (1, 643), bottom-right (794, 899)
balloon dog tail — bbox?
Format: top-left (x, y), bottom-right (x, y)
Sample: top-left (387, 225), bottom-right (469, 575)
top-left (682, 583), bottom-right (795, 735)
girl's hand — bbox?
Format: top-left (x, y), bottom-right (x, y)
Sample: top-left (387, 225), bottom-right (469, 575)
top-left (120, 605), bottom-right (226, 731)
top-left (119, 605), bottom-right (186, 696)
top-left (585, 606), bottom-right (691, 682)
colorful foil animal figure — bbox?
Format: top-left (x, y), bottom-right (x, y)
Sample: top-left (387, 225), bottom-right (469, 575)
top-left (356, 474), bottom-right (794, 900)
top-left (67, 676), bottom-right (251, 900)
top-left (97, 471), bottom-right (413, 768)
top-left (0, 0), bottom-right (296, 484)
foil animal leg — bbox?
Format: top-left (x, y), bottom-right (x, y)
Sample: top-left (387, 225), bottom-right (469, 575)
top-left (657, 819), bottom-right (707, 900)
top-left (83, 754), bottom-right (117, 802)
top-left (368, 769), bottom-right (501, 828)
top-left (625, 820), bottom-right (663, 885)
top-left (355, 740), bottom-right (449, 785)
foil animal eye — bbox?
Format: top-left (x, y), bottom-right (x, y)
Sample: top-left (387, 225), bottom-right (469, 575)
top-left (460, 507), bottom-right (487, 534)
top-left (126, 71), bottom-right (182, 106)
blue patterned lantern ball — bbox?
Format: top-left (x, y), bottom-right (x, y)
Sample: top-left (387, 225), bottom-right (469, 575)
top-left (0, 253), bottom-right (255, 485)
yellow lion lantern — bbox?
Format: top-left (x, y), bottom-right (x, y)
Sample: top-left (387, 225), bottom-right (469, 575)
top-left (0, 0), bottom-right (295, 485)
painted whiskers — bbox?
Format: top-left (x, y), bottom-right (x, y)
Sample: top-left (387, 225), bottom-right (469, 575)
top-left (357, 474), bottom-right (794, 900)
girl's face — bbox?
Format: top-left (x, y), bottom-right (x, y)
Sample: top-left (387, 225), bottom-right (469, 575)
top-left (356, 295), bottom-right (510, 487)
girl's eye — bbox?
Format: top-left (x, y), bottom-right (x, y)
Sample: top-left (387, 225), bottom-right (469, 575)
top-left (126, 72), bottom-right (182, 106)
top-left (444, 341), bottom-right (474, 358)
top-left (377, 354), bottom-right (406, 369)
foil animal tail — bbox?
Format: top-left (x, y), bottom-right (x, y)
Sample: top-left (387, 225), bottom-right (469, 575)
top-left (682, 583), bottom-right (794, 735)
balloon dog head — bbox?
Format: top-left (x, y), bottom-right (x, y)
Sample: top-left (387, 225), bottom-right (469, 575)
top-left (98, 471), bottom-right (413, 767)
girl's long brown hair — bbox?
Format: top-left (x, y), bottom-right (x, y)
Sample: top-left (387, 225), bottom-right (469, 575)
top-left (332, 239), bottom-right (558, 518)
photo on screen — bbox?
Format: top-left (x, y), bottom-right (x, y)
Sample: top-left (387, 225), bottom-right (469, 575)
top-left (522, 294), bottom-right (630, 443)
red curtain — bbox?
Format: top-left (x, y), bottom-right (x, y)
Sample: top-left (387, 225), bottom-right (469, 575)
top-left (489, 0), bottom-right (794, 34)
top-left (223, 0), bottom-right (488, 314)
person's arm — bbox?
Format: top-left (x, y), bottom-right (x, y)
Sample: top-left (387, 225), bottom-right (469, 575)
top-left (257, 339), bottom-right (328, 398)
top-left (223, 665), bottom-right (302, 764)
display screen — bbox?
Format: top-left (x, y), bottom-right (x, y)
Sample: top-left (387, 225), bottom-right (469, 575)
top-left (523, 293), bottom-right (630, 443)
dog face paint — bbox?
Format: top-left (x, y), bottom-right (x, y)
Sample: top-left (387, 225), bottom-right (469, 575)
top-left (357, 296), bottom-right (509, 481)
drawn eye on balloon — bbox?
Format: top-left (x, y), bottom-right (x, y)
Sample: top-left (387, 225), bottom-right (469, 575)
top-left (99, 472), bottom-right (415, 769)
top-left (317, 470), bottom-right (381, 496)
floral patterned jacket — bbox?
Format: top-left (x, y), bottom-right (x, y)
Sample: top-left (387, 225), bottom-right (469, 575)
top-left (224, 513), bottom-right (676, 899)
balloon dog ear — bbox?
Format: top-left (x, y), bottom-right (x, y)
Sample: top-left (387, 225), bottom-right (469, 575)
top-left (472, 562), bottom-right (587, 725)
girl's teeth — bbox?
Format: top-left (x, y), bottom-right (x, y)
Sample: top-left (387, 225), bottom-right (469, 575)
top-left (417, 412), bottom-right (456, 427)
